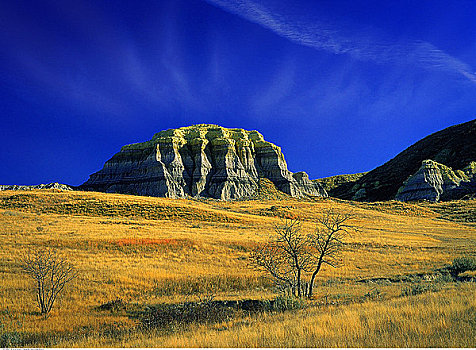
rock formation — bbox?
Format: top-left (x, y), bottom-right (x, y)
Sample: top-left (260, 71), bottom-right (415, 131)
top-left (80, 124), bottom-right (327, 200)
top-left (0, 183), bottom-right (72, 191)
top-left (332, 118), bottom-right (476, 201)
top-left (395, 160), bottom-right (476, 202)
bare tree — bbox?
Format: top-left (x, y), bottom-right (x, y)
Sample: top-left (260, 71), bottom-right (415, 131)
top-left (250, 218), bottom-right (307, 296)
top-left (306, 210), bottom-right (354, 297)
top-left (250, 209), bottom-right (354, 298)
top-left (21, 249), bottom-right (77, 317)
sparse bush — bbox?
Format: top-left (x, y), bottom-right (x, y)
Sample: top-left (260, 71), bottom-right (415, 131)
top-left (364, 288), bottom-right (382, 300)
top-left (98, 299), bottom-right (126, 312)
top-left (0, 309), bottom-right (24, 347)
top-left (139, 298), bottom-right (235, 330)
top-left (0, 331), bottom-right (22, 347)
top-left (136, 295), bottom-right (307, 331)
top-left (21, 248), bottom-right (77, 317)
top-left (270, 295), bottom-right (307, 312)
top-left (401, 283), bottom-right (439, 296)
top-left (1, 210), bottom-right (22, 217)
top-left (432, 272), bottom-right (454, 283)
top-left (450, 256), bottom-right (476, 277)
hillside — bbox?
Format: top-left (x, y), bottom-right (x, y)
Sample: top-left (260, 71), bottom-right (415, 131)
top-left (0, 189), bottom-right (475, 346)
top-left (335, 119), bottom-right (476, 201)
top-left (314, 172), bottom-right (367, 197)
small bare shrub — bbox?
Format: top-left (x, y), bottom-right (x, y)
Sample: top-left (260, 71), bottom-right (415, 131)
top-left (21, 248), bottom-right (77, 317)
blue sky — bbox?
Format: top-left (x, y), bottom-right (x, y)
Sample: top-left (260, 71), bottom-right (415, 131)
top-left (1, 0), bottom-right (475, 185)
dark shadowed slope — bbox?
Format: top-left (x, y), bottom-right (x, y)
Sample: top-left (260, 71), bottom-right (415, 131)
top-left (334, 118), bottom-right (476, 201)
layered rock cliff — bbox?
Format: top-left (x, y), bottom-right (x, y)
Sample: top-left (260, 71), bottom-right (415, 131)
top-left (79, 125), bottom-right (327, 200)
top-left (395, 160), bottom-right (476, 201)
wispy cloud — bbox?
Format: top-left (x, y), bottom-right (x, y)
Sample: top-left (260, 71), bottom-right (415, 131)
top-left (251, 57), bottom-right (297, 114)
top-left (204, 0), bottom-right (476, 83)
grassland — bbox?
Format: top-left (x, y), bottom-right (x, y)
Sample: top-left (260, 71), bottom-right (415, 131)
top-left (0, 189), bottom-right (475, 347)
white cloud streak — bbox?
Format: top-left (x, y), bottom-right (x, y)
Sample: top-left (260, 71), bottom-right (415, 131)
top-left (204, 0), bottom-right (476, 83)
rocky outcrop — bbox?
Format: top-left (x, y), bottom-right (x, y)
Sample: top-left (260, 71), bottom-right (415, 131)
top-left (0, 183), bottom-right (72, 191)
top-left (396, 160), bottom-right (476, 202)
top-left (333, 118), bottom-right (476, 201)
top-left (80, 125), bottom-right (327, 200)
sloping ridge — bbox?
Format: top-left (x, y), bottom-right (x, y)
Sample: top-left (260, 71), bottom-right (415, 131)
top-left (337, 118), bottom-right (476, 201)
top-left (314, 172), bottom-right (367, 198)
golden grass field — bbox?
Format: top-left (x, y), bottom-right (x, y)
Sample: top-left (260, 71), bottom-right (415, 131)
top-left (0, 189), bottom-right (475, 347)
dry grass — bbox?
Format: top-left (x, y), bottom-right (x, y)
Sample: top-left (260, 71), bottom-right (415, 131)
top-left (0, 189), bottom-right (475, 347)
top-left (126, 283), bottom-right (475, 348)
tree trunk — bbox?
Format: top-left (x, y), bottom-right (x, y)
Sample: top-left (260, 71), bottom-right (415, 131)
top-left (296, 268), bottom-right (302, 297)
top-left (307, 264), bottom-right (322, 298)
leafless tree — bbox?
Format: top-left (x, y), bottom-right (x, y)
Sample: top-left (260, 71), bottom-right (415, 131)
top-left (250, 218), bottom-right (307, 296)
top-left (21, 248), bottom-right (77, 317)
top-left (250, 209), bottom-right (354, 298)
top-left (306, 209), bottom-right (354, 297)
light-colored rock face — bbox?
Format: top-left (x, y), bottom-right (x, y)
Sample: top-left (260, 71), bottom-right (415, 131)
top-left (395, 160), bottom-right (476, 202)
top-left (0, 183), bottom-right (72, 191)
top-left (80, 125), bottom-right (328, 200)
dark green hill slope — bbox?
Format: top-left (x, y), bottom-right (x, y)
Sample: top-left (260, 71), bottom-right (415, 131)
top-left (314, 173), bottom-right (367, 197)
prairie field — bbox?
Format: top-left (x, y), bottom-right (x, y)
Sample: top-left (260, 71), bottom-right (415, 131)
top-left (0, 189), bottom-right (475, 347)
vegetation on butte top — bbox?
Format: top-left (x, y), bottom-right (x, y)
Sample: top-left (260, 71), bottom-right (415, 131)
top-left (123, 124), bottom-right (277, 151)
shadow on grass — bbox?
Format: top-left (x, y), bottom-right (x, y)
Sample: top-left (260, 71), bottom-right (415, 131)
top-left (124, 296), bottom-right (308, 331)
